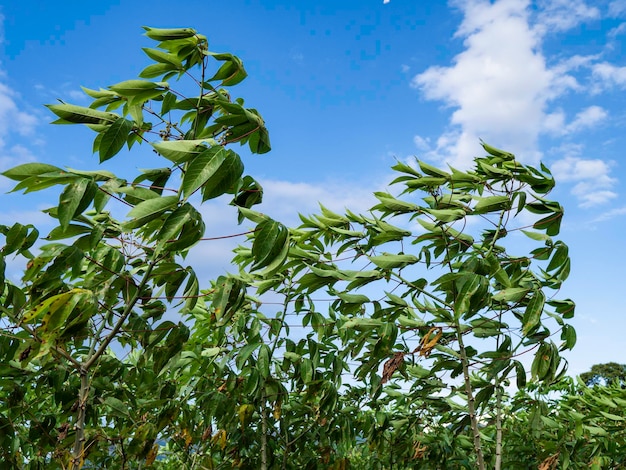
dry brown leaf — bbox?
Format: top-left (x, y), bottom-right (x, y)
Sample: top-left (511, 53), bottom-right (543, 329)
top-left (538, 452), bottom-right (559, 470)
top-left (381, 351), bottom-right (406, 384)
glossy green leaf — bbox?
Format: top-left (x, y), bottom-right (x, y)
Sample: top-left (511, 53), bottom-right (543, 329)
top-left (151, 139), bottom-right (215, 163)
top-left (142, 26), bottom-right (197, 40)
top-left (2, 163), bottom-right (63, 181)
top-left (257, 344), bottom-right (271, 378)
top-left (109, 80), bottom-right (167, 96)
top-left (46, 103), bottom-right (119, 124)
top-left (473, 195), bottom-right (511, 214)
top-left (367, 254), bottom-right (419, 269)
top-left (98, 118), bottom-right (134, 162)
top-left (123, 195), bottom-right (179, 230)
top-left (252, 220), bottom-right (289, 270)
top-left (522, 290), bottom-right (545, 335)
top-left (58, 179), bottom-right (92, 230)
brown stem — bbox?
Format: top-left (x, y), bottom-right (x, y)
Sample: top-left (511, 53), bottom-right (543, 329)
top-left (71, 369), bottom-right (90, 470)
top-left (456, 328), bottom-right (486, 470)
top-left (260, 400), bottom-right (268, 470)
top-left (83, 259), bottom-right (157, 371)
top-left (495, 382), bottom-right (503, 470)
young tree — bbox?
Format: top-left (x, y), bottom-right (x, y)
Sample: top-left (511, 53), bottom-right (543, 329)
top-left (0, 26), bottom-right (274, 469)
top-left (234, 143), bottom-right (576, 468)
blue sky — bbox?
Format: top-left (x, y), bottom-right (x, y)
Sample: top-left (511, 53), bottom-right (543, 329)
top-left (1, 0), bottom-right (625, 377)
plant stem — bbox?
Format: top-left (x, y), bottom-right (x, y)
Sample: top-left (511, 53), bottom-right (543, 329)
top-left (83, 259), bottom-right (157, 371)
top-left (456, 326), bottom-right (486, 470)
top-left (71, 368), bottom-right (90, 470)
top-left (260, 399), bottom-right (268, 470)
top-left (495, 382), bottom-right (503, 470)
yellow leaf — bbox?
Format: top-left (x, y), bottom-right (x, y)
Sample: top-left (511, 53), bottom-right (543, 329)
top-left (417, 327), bottom-right (442, 357)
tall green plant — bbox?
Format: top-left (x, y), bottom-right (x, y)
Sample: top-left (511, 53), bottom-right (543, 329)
top-left (0, 26), bottom-right (279, 469)
top-left (235, 143), bottom-right (575, 468)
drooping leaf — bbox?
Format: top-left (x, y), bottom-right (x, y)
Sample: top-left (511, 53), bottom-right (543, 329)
top-left (46, 103), bottom-right (119, 125)
top-left (251, 220), bottom-right (289, 271)
top-left (2, 163), bottom-right (63, 181)
top-left (123, 195), bottom-right (179, 230)
top-left (58, 179), bottom-right (95, 230)
top-left (522, 290), bottom-right (545, 335)
top-left (367, 254), bottom-right (419, 270)
top-left (98, 118), bottom-right (134, 162)
top-left (151, 139), bottom-right (215, 163)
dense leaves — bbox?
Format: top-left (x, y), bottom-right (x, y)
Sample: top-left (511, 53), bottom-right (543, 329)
top-left (0, 25), bottom-right (603, 470)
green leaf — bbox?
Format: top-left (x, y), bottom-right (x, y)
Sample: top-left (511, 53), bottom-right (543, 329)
top-left (58, 179), bottom-right (95, 230)
top-left (473, 195), bottom-right (511, 214)
top-left (426, 208), bottom-right (466, 223)
top-left (151, 139), bottom-right (215, 163)
top-left (257, 344), bottom-right (271, 378)
top-left (99, 118), bottom-right (134, 162)
top-left (236, 342), bottom-right (261, 369)
top-left (480, 141), bottom-right (514, 159)
top-left (46, 103), bottom-right (119, 124)
top-left (492, 287), bottom-right (530, 303)
top-left (599, 411), bottom-right (625, 421)
top-left (142, 47), bottom-right (183, 67)
top-left (560, 324), bottom-right (577, 350)
top-left (123, 195), bottom-right (179, 230)
top-left (547, 242), bottom-right (568, 272)
top-left (208, 52), bottom-right (247, 86)
top-left (102, 396), bottom-right (131, 418)
top-left (515, 360), bottom-right (527, 388)
top-left (139, 62), bottom-right (177, 79)
top-left (418, 161), bottom-right (449, 178)
top-left (46, 224), bottom-right (91, 241)
top-left (367, 254), bottom-right (419, 269)
top-left (142, 26), bottom-right (197, 40)
top-left (531, 342), bottom-right (553, 381)
top-left (155, 203), bottom-right (202, 249)
top-left (193, 149), bottom-right (244, 201)
top-left (533, 209), bottom-right (563, 236)
top-left (522, 290), bottom-right (545, 335)
top-left (521, 230), bottom-right (551, 242)
top-left (252, 220), bottom-right (289, 271)
top-left (342, 318), bottom-right (383, 330)
top-left (2, 163), bottom-right (63, 181)
top-left (454, 274), bottom-right (482, 319)
top-left (109, 80), bottom-right (167, 96)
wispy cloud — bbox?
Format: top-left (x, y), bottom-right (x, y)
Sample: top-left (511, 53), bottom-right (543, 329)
top-left (592, 62), bottom-right (626, 90)
top-left (534, 0), bottom-right (599, 32)
top-left (590, 205), bottom-right (626, 223)
top-left (551, 156), bottom-right (617, 207)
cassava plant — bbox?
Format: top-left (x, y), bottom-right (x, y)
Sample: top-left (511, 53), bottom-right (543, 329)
top-left (0, 26), bottom-right (280, 469)
top-left (234, 143), bottom-right (575, 468)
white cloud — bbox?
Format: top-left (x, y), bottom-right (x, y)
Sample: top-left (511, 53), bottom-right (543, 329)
top-left (608, 0), bottom-right (626, 17)
top-left (412, 0), bottom-right (568, 167)
top-left (591, 206), bottom-right (626, 223)
top-left (608, 22), bottom-right (626, 39)
top-left (592, 62), bottom-right (626, 90)
top-left (565, 105), bottom-right (608, 133)
top-left (0, 82), bottom-right (38, 148)
top-left (534, 0), bottom-right (600, 33)
top-left (551, 156), bottom-right (617, 207)
top-left (413, 135), bottom-right (431, 151)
